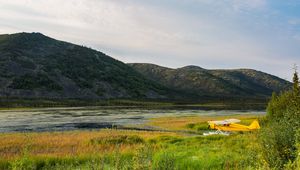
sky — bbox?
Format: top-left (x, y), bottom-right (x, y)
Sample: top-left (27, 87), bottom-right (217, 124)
top-left (0, 0), bottom-right (300, 80)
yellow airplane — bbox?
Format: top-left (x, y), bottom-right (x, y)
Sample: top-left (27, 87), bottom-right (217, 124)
top-left (208, 119), bottom-right (260, 131)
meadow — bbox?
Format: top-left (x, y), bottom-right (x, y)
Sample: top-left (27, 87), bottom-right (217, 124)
top-left (0, 114), bottom-right (262, 170)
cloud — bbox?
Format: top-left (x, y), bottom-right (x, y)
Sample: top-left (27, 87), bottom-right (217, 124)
top-left (231, 0), bottom-right (267, 10)
top-left (0, 0), bottom-right (299, 80)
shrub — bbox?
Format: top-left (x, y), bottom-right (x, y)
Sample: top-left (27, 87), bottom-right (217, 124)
top-left (260, 120), bottom-right (296, 169)
top-left (259, 70), bottom-right (300, 169)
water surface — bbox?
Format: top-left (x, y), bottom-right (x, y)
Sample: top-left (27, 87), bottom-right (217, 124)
top-left (0, 107), bottom-right (265, 132)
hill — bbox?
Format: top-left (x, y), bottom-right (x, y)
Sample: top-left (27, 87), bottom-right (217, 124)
top-left (128, 63), bottom-right (291, 98)
top-left (0, 32), bottom-right (291, 102)
top-left (0, 33), bottom-right (170, 99)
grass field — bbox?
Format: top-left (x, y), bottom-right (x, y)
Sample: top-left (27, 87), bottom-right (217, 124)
top-left (146, 115), bottom-right (261, 131)
top-left (0, 114), bottom-right (262, 170)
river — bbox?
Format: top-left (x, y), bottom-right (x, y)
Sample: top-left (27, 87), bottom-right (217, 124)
top-left (0, 106), bottom-right (265, 132)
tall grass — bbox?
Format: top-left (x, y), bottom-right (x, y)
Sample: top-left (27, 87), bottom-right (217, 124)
top-left (0, 130), bottom-right (259, 170)
top-left (0, 115), bottom-right (261, 169)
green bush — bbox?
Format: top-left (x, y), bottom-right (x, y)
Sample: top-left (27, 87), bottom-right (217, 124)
top-left (259, 70), bottom-right (300, 169)
top-left (260, 120), bottom-right (296, 169)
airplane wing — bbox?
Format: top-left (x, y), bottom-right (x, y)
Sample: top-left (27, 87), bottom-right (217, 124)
top-left (225, 119), bottom-right (241, 123)
top-left (208, 119), bottom-right (241, 125)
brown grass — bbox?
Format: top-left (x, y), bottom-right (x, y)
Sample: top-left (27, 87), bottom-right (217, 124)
top-left (0, 114), bottom-right (263, 163)
top-left (0, 130), bottom-right (179, 160)
top-left (147, 114), bottom-right (263, 130)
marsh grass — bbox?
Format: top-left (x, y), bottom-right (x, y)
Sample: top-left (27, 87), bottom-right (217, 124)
top-left (90, 135), bottom-right (145, 145)
top-left (186, 122), bottom-right (209, 133)
top-left (148, 115), bottom-right (263, 131)
top-left (0, 115), bottom-right (261, 169)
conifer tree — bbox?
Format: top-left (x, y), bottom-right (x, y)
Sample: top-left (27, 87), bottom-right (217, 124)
top-left (293, 65), bottom-right (299, 95)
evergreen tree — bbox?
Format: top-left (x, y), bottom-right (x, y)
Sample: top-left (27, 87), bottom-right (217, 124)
top-left (293, 65), bottom-right (300, 95)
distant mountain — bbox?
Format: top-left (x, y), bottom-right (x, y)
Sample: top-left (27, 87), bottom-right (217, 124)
top-left (128, 63), bottom-right (291, 98)
top-left (0, 32), bottom-right (291, 101)
top-left (0, 33), bottom-right (171, 99)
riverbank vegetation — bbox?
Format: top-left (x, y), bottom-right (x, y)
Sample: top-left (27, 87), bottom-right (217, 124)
top-left (0, 124), bottom-right (259, 170)
top-left (0, 98), bottom-right (267, 111)
top-left (259, 69), bottom-right (300, 169)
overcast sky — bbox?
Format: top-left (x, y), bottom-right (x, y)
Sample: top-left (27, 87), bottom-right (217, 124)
top-left (0, 0), bottom-right (300, 80)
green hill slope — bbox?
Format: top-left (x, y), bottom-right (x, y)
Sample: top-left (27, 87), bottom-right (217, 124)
top-left (0, 33), bottom-right (170, 99)
top-left (0, 32), bottom-right (290, 101)
top-left (128, 63), bottom-right (291, 98)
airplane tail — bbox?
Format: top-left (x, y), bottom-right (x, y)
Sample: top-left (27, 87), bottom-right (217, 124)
top-left (248, 120), bottom-right (260, 130)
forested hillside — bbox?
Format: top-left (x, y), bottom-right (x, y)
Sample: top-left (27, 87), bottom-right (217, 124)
top-left (0, 33), bottom-right (170, 99)
top-left (129, 63), bottom-right (291, 98)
